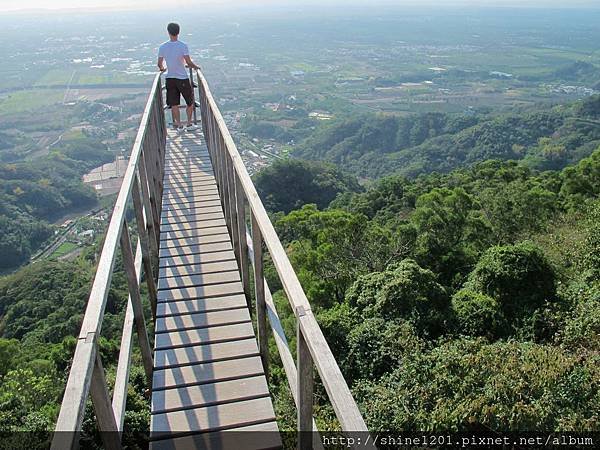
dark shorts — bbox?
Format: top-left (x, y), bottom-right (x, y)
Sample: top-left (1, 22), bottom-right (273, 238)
top-left (166, 78), bottom-right (193, 107)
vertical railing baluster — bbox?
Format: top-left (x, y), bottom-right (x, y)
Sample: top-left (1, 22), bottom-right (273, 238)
top-left (252, 212), bottom-right (269, 377)
top-left (132, 175), bottom-right (158, 318)
top-left (157, 81), bottom-right (167, 157)
top-left (142, 141), bottom-right (161, 240)
top-left (210, 119), bottom-right (229, 214)
top-left (235, 173), bottom-right (251, 299)
top-left (112, 280), bottom-right (135, 432)
top-left (149, 119), bottom-right (162, 216)
top-left (221, 137), bottom-right (234, 233)
top-left (205, 112), bottom-right (217, 183)
top-left (225, 152), bottom-right (241, 264)
top-left (210, 114), bottom-right (224, 198)
top-left (89, 352), bottom-right (122, 450)
top-left (297, 307), bottom-right (314, 450)
top-left (152, 105), bottom-right (164, 199)
top-left (189, 67), bottom-right (198, 124)
top-left (200, 111), bottom-right (210, 160)
top-left (119, 220), bottom-right (154, 383)
top-left (138, 154), bottom-right (159, 255)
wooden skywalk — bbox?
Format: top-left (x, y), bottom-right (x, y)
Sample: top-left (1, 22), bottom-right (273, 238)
top-left (150, 129), bottom-right (280, 449)
top-left (51, 70), bottom-right (370, 450)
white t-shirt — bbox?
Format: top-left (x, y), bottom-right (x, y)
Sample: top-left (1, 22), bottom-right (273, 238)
top-left (158, 40), bottom-right (190, 80)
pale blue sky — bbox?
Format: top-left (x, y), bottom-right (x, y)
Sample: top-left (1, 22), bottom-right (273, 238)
top-left (1, 0), bottom-right (599, 12)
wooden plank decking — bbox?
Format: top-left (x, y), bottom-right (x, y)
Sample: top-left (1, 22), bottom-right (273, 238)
top-left (150, 129), bottom-right (281, 449)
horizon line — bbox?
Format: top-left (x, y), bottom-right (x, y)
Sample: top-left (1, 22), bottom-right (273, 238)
top-left (3, 1), bottom-right (600, 15)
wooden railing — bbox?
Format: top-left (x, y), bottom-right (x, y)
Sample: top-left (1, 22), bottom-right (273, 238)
top-left (195, 69), bottom-right (372, 449)
top-left (51, 73), bottom-right (166, 450)
top-left (51, 68), bottom-right (371, 450)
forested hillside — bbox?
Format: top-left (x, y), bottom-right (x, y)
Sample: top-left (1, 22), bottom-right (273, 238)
top-left (294, 95), bottom-right (600, 179)
top-left (0, 112), bottom-right (598, 446)
top-left (254, 159), bottom-right (362, 214)
top-left (0, 253), bottom-right (150, 447)
top-left (261, 147), bottom-right (600, 433)
top-left (0, 134), bottom-right (112, 269)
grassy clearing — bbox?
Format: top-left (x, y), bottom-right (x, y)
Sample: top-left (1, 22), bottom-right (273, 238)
top-left (76, 71), bottom-right (145, 85)
top-left (51, 242), bottom-right (79, 258)
top-left (63, 128), bottom-right (87, 140)
top-left (0, 89), bottom-right (64, 115)
top-left (35, 69), bottom-right (74, 86)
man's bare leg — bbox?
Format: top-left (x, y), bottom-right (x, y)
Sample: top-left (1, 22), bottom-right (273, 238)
top-left (186, 104), bottom-right (194, 126)
top-left (171, 106), bottom-right (181, 128)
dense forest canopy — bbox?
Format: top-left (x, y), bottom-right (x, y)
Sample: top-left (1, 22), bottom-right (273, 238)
top-left (1, 79), bottom-right (599, 447)
top-left (254, 159), bottom-right (363, 214)
top-left (294, 95), bottom-right (600, 179)
top-left (262, 144), bottom-right (600, 433)
top-left (0, 254), bottom-right (150, 446)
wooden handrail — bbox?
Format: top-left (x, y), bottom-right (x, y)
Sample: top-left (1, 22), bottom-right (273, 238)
top-left (195, 69), bottom-right (372, 447)
top-left (51, 74), bottom-right (166, 450)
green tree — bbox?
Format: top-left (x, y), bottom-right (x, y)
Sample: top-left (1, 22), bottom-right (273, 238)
top-left (411, 187), bottom-right (492, 286)
top-left (451, 289), bottom-right (504, 338)
top-left (277, 205), bottom-right (414, 305)
top-left (344, 318), bottom-right (423, 383)
top-left (346, 259), bottom-right (449, 337)
top-left (254, 159), bottom-right (361, 214)
top-left (560, 148), bottom-right (600, 209)
top-left (465, 242), bottom-right (557, 320)
top-left (355, 339), bottom-right (600, 432)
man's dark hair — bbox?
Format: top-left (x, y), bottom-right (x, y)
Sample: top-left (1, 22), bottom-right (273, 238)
top-left (167, 23), bottom-right (180, 36)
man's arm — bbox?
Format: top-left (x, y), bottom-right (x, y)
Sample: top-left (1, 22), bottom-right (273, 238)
top-left (184, 55), bottom-right (200, 71)
top-left (157, 56), bottom-right (166, 72)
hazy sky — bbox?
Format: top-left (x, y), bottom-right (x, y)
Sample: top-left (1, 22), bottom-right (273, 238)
top-left (1, 0), bottom-right (599, 12)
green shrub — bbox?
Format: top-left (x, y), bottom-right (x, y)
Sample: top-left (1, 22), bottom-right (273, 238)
top-left (344, 318), bottom-right (423, 383)
top-left (346, 259), bottom-right (449, 337)
top-left (355, 339), bottom-right (600, 432)
top-left (557, 283), bottom-right (600, 351)
top-left (465, 242), bottom-right (557, 320)
top-left (451, 289), bottom-right (505, 338)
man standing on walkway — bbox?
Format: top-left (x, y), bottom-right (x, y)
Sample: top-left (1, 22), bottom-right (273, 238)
top-left (158, 22), bottom-right (201, 131)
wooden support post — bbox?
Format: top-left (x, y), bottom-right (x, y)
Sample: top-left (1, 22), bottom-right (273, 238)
top-left (156, 83), bottom-right (167, 154)
top-left (51, 337), bottom-right (97, 450)
top-left (225, 154), bottom-right (241, 264)
top-left (236, 173), bottom-right (251, 300)
top-left (189, 67), bottom-right (197, 124)
top-left (119, 220), bottom-right (154, 383)
top-left (112, 239), bottom-right (144, 432)
top-left (132, 176), bottom-right (158, 319)
top-left (151, 107), bottom-right (164, 198)
top-left (297, 306), bottom-right (313, 450)
top-left (252, 213), bottom-right (269, 378)
top-left (112, 294), bottom-right (135, 433)
top-left (145, 124), bottom-right (161, 222)
top-left (90, 352), bottom-right (122, 450)
top-left (220, 137), bottom-right (232, 226)
top-left (200, 98), bottom-right (210, 158)
top-left (138, 156), bottom-right (159, 256)
top-left (142, 145), bottom-right (161, 243)
top-left (218, 133), bottom-right (230, 227)
top-left (149, 129), bottom-right (162, 219)
top-left (211, 115), bottom-right (225, 200)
